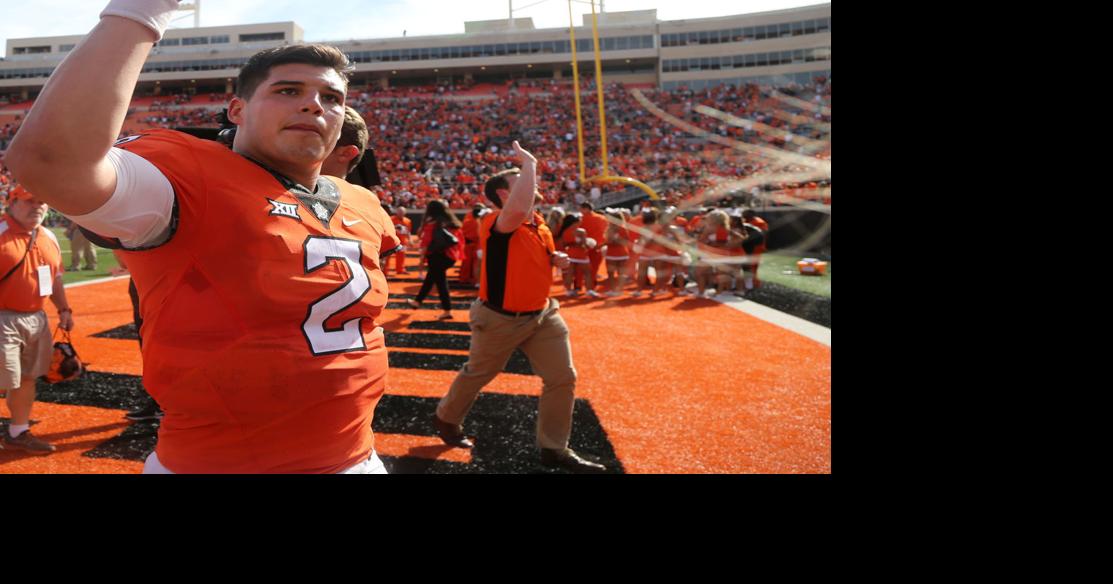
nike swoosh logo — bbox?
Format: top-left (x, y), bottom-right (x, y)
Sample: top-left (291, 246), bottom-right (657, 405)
top-left (343, 218), bottom-right (362, 227)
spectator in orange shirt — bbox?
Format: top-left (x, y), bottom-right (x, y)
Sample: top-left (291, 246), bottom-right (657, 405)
top-left (390, 205), bottom-right (413, 276)
top-left (0, 185), bottom-right (74, 453)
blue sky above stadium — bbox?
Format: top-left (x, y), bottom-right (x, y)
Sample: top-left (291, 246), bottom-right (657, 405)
top-left (0, 0), bottom-right (828, 58)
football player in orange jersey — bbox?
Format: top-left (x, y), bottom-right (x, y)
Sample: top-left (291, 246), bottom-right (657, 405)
top-left (5, 1), bottom-right (399, 474)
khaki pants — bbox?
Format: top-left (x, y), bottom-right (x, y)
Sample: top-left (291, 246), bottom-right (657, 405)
top-left (70, 230), bottom-right (97, 269)
top-left (437, 298), bottom-right (576, 450)
top-left (0, 310), bottom-right (53, 389)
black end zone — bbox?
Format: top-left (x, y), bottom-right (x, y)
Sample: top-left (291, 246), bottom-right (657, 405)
top-left (388, 350), bottom-right (533, 375)
top-left (373, 393), bottom-right (623, 474)
top-left (32, 371), bottom-right (159, 462)
top-left (386, 332), bottom-right (471, 351)
top-left (406, 321), bottom-right (472, 332)
top-left (82, 420), bottom-right (159, 461)
top-left (91, 323), bottom-right (141, 341)
top-left (32, 373), bottom-right (617, 472)
top-left (35, 370), bottom-right (150, 411)
top-left (386, 301), bottom-right (474, 311)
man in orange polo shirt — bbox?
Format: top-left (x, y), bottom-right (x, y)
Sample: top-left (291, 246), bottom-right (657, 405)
top-left (0, 185), bottom-right (75, 453)
top-left (432, 141), bottom-right (606, 473)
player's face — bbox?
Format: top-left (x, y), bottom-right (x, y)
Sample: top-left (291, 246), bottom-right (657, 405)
top-left (230, 63), bottom-right (347, 171)
top-left (8, 197), bottom-right (48, 229)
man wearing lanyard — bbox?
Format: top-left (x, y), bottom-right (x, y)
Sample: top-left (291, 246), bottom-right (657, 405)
top-left (0, 185), bottom-right (74, 453)
top-left (432, 141), bottom-right (606, 473)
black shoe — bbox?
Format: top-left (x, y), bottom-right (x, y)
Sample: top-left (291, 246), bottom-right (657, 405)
top-left (540, 448), bottom-right (607, 473)
top-left (433, 414), bottom-right (473, 448)
top-left (125, 402), bottom-right (164, 421)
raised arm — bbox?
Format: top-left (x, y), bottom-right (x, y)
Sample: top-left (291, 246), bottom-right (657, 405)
top-left (494, 141), bottom-right (538, 232)
top-left (4, 2), bottom-right (178, 215)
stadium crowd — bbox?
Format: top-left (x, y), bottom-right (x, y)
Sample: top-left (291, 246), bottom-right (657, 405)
top-left (3, 77), bottom-right (830, 212)
top-left (2, 75), bottom-right (828, 298)
top-left (3, 77), bottom-right (828, 300)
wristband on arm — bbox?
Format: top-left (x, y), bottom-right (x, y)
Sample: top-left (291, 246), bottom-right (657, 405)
top-left (100, 0), bottom-right (182, 41)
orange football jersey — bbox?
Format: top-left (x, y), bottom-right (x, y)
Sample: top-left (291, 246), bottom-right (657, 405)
top-left (112, 129), bottom-right (398, 474)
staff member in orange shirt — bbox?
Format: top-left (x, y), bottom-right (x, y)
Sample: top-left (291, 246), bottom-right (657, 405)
top-left (432, 141), bottom-right (606, 473)
top-left (0, 185), bottom-right (74, 453)
top-left (390, 206), bottom-right (414, 277)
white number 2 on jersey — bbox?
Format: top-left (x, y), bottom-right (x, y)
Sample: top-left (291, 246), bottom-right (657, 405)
top-left (302, 236), bottom-right (372, 355)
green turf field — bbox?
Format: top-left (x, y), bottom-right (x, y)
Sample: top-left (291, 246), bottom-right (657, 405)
top-left (49, 227), bottom-right (122, 286)
top-left (757, 251), bottom-right (831, 298)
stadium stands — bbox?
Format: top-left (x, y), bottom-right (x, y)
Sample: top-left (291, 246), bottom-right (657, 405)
top-left (2, 77), bottom-right (831, 212)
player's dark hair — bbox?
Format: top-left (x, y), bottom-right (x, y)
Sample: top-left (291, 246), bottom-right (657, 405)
top-left (483, 168), bottom-right (520, 208)
top-left (236, 44), bottom-right (353, 100)
top-left (337, 106), bottom-right (369, 174)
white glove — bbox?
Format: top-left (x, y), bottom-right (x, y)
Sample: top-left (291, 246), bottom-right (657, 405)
top-left (101, 0), bottom-right (182, 41)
